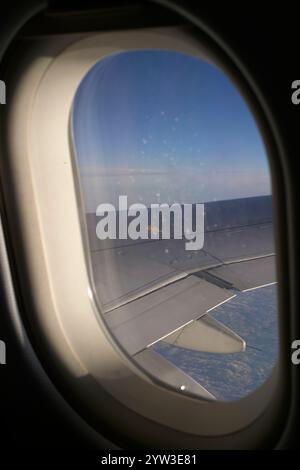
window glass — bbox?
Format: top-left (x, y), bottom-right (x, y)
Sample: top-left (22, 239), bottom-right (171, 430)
top-left (71, 50), bottom-right (278, 401)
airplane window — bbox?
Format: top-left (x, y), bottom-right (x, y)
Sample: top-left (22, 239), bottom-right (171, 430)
top-left (71, 50), bottom-right (278, 401)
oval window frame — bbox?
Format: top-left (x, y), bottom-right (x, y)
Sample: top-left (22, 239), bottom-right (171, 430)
top-left (4, 25), bottom-right (286, 447)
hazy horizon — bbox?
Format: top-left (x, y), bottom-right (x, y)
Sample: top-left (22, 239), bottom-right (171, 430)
top-left (72, 49), bottom-right (271, 212)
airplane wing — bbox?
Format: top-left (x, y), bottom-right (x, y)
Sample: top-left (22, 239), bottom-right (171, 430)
top-left (86, 195), bottom-right (276, 399)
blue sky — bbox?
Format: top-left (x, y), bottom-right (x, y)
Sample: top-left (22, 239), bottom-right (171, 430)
top-left (72, 50), bottom-right (271, 211)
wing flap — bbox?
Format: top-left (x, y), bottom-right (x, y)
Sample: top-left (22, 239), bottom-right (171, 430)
top-left (162, 313), bottom-right (246, 353)
top-left (196, 255), bottom-right (276, 292)
top-left (87, 196), bottom-right (276, 358)
top-left (105, 275), bottom-right (233, 356)
top-left (134, 348), bottom-right (215, 400)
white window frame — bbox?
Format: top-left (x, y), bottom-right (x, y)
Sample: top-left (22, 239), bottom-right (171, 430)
top-left (4, 25), bottom-right (283, 445)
